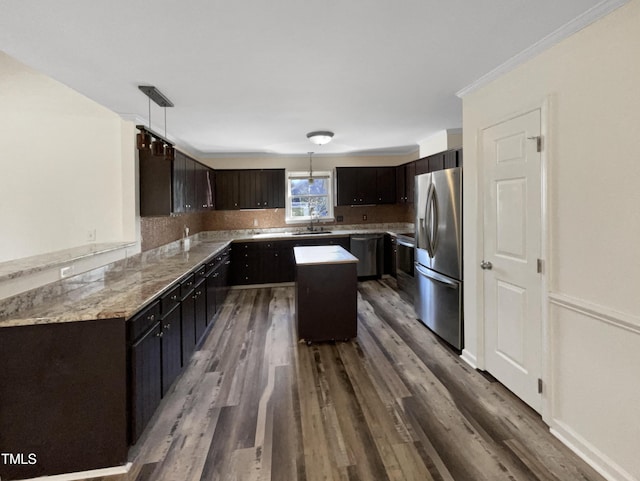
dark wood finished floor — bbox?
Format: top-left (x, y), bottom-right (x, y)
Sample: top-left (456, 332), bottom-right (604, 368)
top-left (90, 280), bottom-right (605, 481)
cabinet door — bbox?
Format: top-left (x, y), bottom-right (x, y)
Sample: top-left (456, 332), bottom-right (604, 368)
top-left (336, 168), bottom-right (360, 205)
top-left (359, 168), bottom-right (378, 204)
top-left (396, 164), bottom-right (406, 203)
top-left (238, 170), bottom-right (257, 209)
top-left (406, 162), bottom-right (416, 204)
top-left (206, 271), bottom-right (217, 325)
top-left (181, 292), bottom-right (196, 366)
top-left (130, 322), bottom-right (162, 443)
top-left (215, 170), bottom-right (239, 210)
top-left (195, 163), bottom-right (214, 210)
top-left (263, 169), bottom-right (285, 208)
top-left (184, 157), bottom-right (197, 212)
top-left (139, 150), bottom-right (173, 216)
top-left (428, 153), bottom-right (444, 172)
top-left (193, 279), bottom-right (207, 345)
top-left (415, 157), bottom-right (429, 175)
top-left (444, 150), bottom-right (457, 169)
top-left (172, 152), bottom-right (186, 213)
top-left (456, 149), bottom-right (463, 167)
top-left (161, 305), bottom-right (182, 396)
top-left (216, 256), bottom-right (231, 307)
top-left (375, 167), bottom-right (396, 204)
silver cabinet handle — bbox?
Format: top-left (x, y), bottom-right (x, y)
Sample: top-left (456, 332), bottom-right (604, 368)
top-left (480, 261), bottom-right (493, 270)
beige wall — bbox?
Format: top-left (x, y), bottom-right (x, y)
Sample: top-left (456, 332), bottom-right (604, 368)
top-left (461, 1), bottom-right (640, 480)
top-left (197, 151), bottom-right (418, 170)
top-left (0, 52), bottom-right (138, 263)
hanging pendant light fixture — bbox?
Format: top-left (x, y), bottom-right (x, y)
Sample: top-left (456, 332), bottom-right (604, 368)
top-left (136, 95), bottom-right (152, 151)
top-left (136, 85), bottom-right (175, 160)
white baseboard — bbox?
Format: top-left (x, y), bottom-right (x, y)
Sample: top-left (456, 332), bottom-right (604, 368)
top-left (460, 349), bottom-right (477, 369)
top-left (15, 462), bottom-right (132, 481)
top-left (551, 422), bottom-right (635, 481)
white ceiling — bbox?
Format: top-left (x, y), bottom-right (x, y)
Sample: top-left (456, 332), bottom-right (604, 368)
top-left (0, 0), bottom-right (621, 156)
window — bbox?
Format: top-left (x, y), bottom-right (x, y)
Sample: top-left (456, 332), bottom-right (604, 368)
top-left (285, 170), bottom-right (334, 224)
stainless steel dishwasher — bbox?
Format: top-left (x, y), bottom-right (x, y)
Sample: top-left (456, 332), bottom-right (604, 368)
top-left (350, 234), bottom-right (384, 278)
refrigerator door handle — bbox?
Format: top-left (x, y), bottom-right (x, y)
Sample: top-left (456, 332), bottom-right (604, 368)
top-left (425, 184), bottom-right (434, 257)
top-left (414, 262), bottom-right (458, 288)
top-left (430, 186), bottom-right (439, 254)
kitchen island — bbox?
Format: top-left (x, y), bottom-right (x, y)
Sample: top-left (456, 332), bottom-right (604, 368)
top-left (294, 245), bottom-right (359, 343)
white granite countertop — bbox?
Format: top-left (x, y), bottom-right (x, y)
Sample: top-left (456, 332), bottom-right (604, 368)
top-left (293, 246), bottom-right (359, 265)
top-left (0, 239), bottom-right (230, 328)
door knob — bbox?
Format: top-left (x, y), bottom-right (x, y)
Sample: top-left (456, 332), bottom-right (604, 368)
top-left (480, 260), bottom-right (493, 270)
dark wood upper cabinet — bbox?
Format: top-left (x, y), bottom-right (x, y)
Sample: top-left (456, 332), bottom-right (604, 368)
top-left (415, 156), bottom-right (429, 175)
top-left (173, 153), bottom-right (197, 213)
top-left (428, 152), bottom-right (444, 172)
top-left (215, 169), bottom-right (285, 210)
top-left (414, 148), bottom-right (462, 177)
top-left (139, 149), bottom-right (214, 216)
top-left (139, 150), bottom-right (173, 216)
top-left (375, 167), bottom-right (396, 204)
top-left (195, 162), bottom-right (214, 210)
top-left (396, 161), bottom-right (415, 204)
top-left (215, 170), bottom-right (240, 210)
top-left (336, 167), bottom-right (396, 206)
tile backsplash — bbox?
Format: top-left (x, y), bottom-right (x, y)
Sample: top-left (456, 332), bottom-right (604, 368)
top-left (141, 204), bottom-right (412, 251)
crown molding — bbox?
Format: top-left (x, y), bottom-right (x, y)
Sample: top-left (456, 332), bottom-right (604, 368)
top-left (456, 0), bottom-right (629, 98)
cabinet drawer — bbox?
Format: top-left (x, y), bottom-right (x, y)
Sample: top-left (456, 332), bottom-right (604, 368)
top-left (128, 300), bottom-right (161, 342)
top-left (160, 284), bottom-right (181, 316)
top-left (181, 274), bottom-right (196, 299)
top-left (195, 264), bottom-right (207, 280)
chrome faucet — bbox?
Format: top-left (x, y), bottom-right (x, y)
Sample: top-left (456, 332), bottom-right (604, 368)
top-left (307, 207), bottom-right (318, 231)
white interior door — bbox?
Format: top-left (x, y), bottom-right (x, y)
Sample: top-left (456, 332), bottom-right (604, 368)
top-left (482, 109), bottom-right (543, 412)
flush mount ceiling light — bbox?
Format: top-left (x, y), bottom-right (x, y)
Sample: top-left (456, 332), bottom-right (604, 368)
top-left (306, 131), bottom-right (334, 146)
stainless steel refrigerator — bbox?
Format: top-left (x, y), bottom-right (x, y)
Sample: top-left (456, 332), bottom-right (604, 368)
top-left (414, 167), bottom-right (463, 349)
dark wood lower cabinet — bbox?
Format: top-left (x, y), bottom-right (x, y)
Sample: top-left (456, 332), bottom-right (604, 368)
top-left (160, 304), bottom-right (182, 396)
top-left (130, 321), bottom-right (162, 444)
top-left (230, 237), bottom-right (351, 286)
top-left (0, 319), bottom-right (127, 480)
top-left (181, 290), bottom-right (196, 367)
top-left (295, 261), bottom-right (358, 342)
top-left (193, 279), bottom-right (207, 345)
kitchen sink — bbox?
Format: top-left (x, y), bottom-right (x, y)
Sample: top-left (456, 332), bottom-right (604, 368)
top-left (292, 230), bottom-right (332, 235)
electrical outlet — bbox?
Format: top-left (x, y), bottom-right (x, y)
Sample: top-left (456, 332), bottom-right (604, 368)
top-left (362, 214), bottom-right (367, 221)
top-left (60, 266), bottom-right (74, 278)
top-left (253, 218), bottom-right (258, 227)
top-left (87, 229), bottom-right (96, 242)
top-left (337, 215), bottom-right (344, 222)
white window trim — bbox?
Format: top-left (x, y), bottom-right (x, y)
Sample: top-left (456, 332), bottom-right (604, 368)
top-left (285, 170), bottom-right (335, 224)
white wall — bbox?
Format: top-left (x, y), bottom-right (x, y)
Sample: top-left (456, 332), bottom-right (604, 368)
top-left (0, 52), bottom-right (138, 263)
top-left (418, 128), bottom-right (462, 158)
top-left (461, 1), bottom-right (640, 480)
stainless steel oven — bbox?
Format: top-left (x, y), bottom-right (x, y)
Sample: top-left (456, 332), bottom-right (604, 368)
top-left (396, 233), bottom-right (415, 302)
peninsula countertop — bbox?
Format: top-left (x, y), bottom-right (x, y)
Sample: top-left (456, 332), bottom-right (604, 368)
top-left (0, 239), bottom-right (230, 328)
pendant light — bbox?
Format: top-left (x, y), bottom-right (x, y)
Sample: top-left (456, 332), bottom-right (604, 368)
top-left (308, 152), bottom-right (315, 184)
top-left (136, 85), bottom-right (175, 160)
top-left (136, 94), bottom-right (152, 151)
